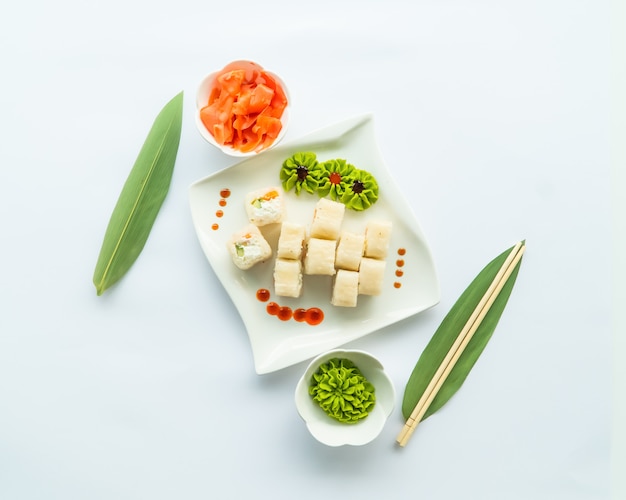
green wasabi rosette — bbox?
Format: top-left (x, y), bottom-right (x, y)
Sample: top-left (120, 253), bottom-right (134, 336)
top-left (316, 158), bottom-right (357, 201)
top-left (340, 168), bottom-right (379, 211)
top-left (309, 358), bottom-right (376, 424)
top-left (280, 152), bottom-right (321, 195)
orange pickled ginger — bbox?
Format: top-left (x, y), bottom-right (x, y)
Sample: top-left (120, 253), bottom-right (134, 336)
top-left (199, 61), bottom-right (288, 153)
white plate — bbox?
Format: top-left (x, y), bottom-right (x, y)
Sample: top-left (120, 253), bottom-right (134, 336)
top-left (189, 114), bottom-right (440, 374)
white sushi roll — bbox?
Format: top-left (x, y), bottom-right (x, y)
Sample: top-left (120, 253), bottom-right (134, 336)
top-left (227, 225), bottom-right (272, 270)
top-left (309, 198), bottom-right (345, 240)
top-left (303, 237), bottom-right (337, 275)
top-left (276, 221), bottom-right (306, 260)
top-left (364, 220), bottom-right (392, 259)
top-left (358, 257), bottom-right (386, 296)
top-left (335, 231), bottom-right (365, 271)
top-left (273, 258), bottom-right (303, 298)
top-left (244, 186), bottom-right (285, 226)
top-left (331, 269), bottom-right (359, 307)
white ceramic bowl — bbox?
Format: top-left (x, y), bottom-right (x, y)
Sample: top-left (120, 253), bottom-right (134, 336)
top-left (295, 349), bottom-right (395, 446)
top-left (195, 62), bottom-right (291, 157)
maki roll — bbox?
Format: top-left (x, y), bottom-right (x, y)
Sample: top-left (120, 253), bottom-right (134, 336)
top-left (276, 221), bottom-right (306, 260)
top-left (273, 258), bottom-right (303, 298)
top-left (331, 269), bottom-right (359, 307)
top-left (244, 186), bottom-right (285, 226)
top-left (335, 231), bottom-right (365, 271)
top-left (304, 237), bottom-right (337, 276)
top-left (364, 220), bottom-right (392, 259)
top-left (227, 225), bottom-right (272, 270)
top-left (358, 257), bottom-right (386, 296)
top-left (310, 198), bottom-right (345, 240)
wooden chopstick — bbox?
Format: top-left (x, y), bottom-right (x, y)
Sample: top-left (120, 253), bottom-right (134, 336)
top-left (396, 241), bottom-right (526, 447)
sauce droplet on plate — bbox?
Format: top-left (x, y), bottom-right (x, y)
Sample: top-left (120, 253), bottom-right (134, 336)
top-left (278, 306), bottom-right (293, 321)
top-left (293, 308), bottom-right (307, 322)
top-left (305, 307), bottom-right (324, 326)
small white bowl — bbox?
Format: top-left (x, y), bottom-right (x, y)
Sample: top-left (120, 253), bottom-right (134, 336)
top-left (295, 349), bottom-right (395, 447)
top-left (195, 62), bottom-right (291, 157)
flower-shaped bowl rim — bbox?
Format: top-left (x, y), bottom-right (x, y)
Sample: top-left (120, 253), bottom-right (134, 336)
top-left (295, 349), bottom-right (395, 447)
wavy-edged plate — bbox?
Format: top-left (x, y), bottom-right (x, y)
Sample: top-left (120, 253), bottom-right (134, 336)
top-left (189, 115), bottom-right (439, 374)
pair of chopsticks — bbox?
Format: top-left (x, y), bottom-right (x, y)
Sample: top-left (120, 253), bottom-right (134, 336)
top-left (396, 241), bottom-right (526, 447)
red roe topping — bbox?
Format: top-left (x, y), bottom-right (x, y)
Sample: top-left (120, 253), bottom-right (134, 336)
top-left (256, 288), bottom-right (270, 302)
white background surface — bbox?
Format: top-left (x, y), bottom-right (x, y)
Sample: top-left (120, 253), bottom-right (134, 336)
top-left (1, 1), bottom-right (623, 499)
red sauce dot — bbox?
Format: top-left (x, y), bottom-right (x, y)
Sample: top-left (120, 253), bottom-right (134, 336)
top-left (219, 199), bottom-right (227, 207)
top-left (305, 307), bottom-right (324, 326)
top-left (220, 189), bottom-right (231, 198)
top-left (329, 172), bottom-right (342, 184)
top-left (293, 308), bottom-right (307, 322)
top-left (395, 270), bottom-right (404, 277)
top-left (398, 248), bottom-right (406, 256)
top-left (278, 306), bottom-right (293, 321)
top-left (266, 302), bottom-right (279, 315)
top-left (211, 223), bottom-right (219, 231)
top-left (216, 210), bottom-right (224, 218)
top-left (394, 282), bottom-right (402, 289)
top-left (256, 289), bottom-right (270, 302)
top-left (396, 259), bottom-right (405, 267)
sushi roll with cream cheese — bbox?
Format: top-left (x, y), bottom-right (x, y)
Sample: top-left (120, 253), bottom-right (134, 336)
top-left (227, 225), bottom-right (272, 270)
top-left (244, 186), bottom-right (285, 226)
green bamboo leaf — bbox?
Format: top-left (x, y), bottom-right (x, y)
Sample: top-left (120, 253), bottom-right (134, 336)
top-left (93, 91), bottom-right (183, 295)
top-left (402, 241), bottom-right (525, 421)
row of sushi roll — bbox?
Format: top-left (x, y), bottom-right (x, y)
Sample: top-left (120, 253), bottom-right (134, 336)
top-left (227, 186), bottom-right (392, 307)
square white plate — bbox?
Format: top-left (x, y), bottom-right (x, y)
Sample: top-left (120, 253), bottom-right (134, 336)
top-left (189, 114), bottom-right (440, 374)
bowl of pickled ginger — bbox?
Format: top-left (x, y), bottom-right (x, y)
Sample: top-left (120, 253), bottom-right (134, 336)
top-left (195, 60), bottom-right (290, 157)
